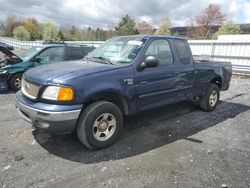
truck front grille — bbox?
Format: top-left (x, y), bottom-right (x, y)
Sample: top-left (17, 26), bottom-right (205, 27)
top-left (21, 79), bottom-right (40, 100)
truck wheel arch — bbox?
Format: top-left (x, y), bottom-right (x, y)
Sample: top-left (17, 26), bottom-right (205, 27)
top-left (210, 76), bottom-right (222, 89)
top-left (83, 91), bottom-right (129, 115)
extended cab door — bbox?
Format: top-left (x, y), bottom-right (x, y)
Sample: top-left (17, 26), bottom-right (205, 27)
top-left (134, 39), bottom-right (180, 111)
top-left (174, 39), bottom-right (195, 99)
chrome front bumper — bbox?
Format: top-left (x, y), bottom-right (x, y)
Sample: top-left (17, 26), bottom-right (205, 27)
top-left (15, 91), bottom-right (82, 133)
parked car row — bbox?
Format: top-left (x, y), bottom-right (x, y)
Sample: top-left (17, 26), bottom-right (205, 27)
top-left (0, 42), bottom-right (95, 91)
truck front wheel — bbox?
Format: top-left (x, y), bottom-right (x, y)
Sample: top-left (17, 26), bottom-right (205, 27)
top-left (9, 73), bottom-right (23, 91)
top-left (200, 83), bottom-right (220, 111)
top-left (76, 101), bottom-right (124, 149)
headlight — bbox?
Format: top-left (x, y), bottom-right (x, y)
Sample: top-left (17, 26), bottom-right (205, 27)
top-left (42, 86), bottom-right (74, 101)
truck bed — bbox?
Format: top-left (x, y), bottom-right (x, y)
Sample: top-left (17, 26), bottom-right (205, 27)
top-left (194, 60), bottom-right (232, 90)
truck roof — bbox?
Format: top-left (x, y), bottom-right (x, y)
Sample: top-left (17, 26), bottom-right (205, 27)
top-left (113, 35), bottom-right (186, 41)
top-left (36, 43), bottom-right (94, 49)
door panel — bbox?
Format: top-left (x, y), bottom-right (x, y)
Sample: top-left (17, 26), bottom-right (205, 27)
top-left (134, 39), bottom-right (180, 111)
top-left (135, 65), bottom-right (179, 110)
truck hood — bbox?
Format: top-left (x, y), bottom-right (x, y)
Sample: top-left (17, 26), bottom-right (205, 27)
top-left (24, 60), bottom-right (120, 84)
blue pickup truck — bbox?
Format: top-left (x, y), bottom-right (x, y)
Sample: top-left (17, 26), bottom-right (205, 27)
top-left (16, 35), bottom-right (232, 149)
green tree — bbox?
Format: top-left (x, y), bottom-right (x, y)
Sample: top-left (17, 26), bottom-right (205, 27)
top-left (13, 26), bottom-right (31, 40)
top-left (154, 18), bottom-right (171, 35)
top-left (115, 15), bottom-right (139, 36)
top-left (214, 21), bottom-right (241, 38)
top-left (57, 30), bottom-right (65, 41)
top-left (24, 18), bottom-right (39, 40)
top-left (42, 23), bottom-right (58, 40)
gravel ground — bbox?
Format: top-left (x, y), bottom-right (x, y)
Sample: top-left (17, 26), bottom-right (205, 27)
top-left (0, 78), bottom-right (250, 188)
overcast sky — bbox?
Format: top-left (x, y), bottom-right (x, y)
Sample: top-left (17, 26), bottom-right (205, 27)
top-left (0, 0), bottom-right (250, 29)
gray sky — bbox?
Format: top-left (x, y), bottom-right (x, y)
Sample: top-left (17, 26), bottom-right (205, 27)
top-left (0, 0), bottom-right (249, 28)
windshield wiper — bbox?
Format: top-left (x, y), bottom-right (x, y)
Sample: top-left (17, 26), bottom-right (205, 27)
top-left (87, 56), bottom-right (114, 65)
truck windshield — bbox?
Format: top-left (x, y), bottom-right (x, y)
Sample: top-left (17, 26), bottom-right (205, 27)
top-left (18, 47), bottom-right (42, 61)
top-left (86, 36), bottom-right (147, 65)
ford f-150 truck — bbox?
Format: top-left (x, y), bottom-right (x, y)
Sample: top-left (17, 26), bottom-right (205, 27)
top-left (16, 35), bottom-right (232, 149)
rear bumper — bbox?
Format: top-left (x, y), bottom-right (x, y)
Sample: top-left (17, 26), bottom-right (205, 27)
top-left (15, 91), bottom-right (82, 133)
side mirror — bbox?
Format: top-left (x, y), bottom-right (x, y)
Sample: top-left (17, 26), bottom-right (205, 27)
top-left (139, 56), bottom-right (159, 71)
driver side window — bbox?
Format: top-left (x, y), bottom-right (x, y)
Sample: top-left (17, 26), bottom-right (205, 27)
top-left (145, 39), bottom-right (173, 66)
top-left (35, 47), bottom-right (64, 63)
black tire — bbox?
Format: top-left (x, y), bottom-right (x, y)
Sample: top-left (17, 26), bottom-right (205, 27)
top-left (200, 83), bottom-right (220, 111)
top-left (9, 73), bottom-right (22, 91)
top-left (76, 101), bottom-right (124, 149)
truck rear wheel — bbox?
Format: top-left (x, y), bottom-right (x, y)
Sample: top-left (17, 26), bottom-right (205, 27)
top-left (76, 101), bottom-right (124, 149)
top-left (200, 83), bottom-right (220, 111)
top-left (9, 73), bottom-right (23, 91)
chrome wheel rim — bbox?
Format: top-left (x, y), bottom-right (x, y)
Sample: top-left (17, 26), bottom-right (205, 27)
top-left (14, 77), bottom-right (22, 89)
top-left (209, 90), bottom-right (218, 107)
top-left (93, 113), bottom-right (116, 141)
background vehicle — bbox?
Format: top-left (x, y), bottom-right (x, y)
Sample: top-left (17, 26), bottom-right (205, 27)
top-left (0, 43), bottom-right (95, 91)
top-left (16, 35), bottom-right (232, 149)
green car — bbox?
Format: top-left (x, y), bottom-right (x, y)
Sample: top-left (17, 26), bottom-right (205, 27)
top-left (0, 43), bottom-right (95, 91)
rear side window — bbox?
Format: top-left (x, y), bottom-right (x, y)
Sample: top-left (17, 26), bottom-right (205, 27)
top-left (175, 40), bottom-right (191, 65)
